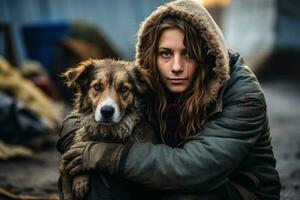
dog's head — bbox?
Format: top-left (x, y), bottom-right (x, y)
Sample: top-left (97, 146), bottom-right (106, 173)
top-left (63, 59), bottom-right (151, 125)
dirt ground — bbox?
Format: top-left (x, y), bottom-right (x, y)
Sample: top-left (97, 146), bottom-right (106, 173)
top-left (0, 79), bottom-right (299, 199)
top-left (262, 80), bottom-right (300, 200)
top-left (0, 148), bottom-right (60, 199)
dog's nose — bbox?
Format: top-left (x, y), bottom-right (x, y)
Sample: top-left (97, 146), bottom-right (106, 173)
top-left (101, 105), bottom-right (115, 119)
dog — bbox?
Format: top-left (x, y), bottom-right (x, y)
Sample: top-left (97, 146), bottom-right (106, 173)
top-left (59, 58), bottom-right (158, 200)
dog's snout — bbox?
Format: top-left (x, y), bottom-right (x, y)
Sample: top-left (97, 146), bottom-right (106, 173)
top-left (101, 105), bottom-right (115, 119)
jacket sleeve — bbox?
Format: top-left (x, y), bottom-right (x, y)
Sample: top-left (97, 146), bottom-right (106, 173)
top-left (116, 64), bottom-right (267, 192)
top-left (56, 112), bottom-right (82, 154)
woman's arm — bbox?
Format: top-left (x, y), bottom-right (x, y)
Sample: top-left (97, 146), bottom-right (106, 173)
top-left (123, 102), bottom-right (265, 192)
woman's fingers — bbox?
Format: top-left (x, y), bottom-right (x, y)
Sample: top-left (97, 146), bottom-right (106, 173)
top-left (62, 142), bottom-right (87, 160)
top-left (70, 142), bottom-right (88, 149)
top-left (69, 165), bottom-right (82, 176)
top-left (62, 142), bottom-right (88, 161)
top-left (62, 148), bottom-right (80, 161)
top-left (65, 155), bottom-right (81, 172)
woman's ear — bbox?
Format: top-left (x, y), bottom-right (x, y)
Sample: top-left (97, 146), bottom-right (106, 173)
top-left (62, 60), bottom-right (94, 89)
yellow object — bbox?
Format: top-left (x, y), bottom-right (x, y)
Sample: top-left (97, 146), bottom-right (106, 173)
top-left (0, 57), bottom-right (62, 132)
top-left (0, 140), bottom-right (33, 160)
top-left (201, 0), bottom-right (230, 7)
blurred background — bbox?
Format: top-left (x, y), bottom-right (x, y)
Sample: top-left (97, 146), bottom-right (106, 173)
top-left (0, 0), bottom-right (299, 199)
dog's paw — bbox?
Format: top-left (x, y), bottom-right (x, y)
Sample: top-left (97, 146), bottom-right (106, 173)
top-left (72, 174), bottom-right (90, 199)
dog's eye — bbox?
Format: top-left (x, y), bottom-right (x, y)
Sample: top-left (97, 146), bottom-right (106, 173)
top-left (119, 86), bottom-right (128, 93)
top-left (93, 83), bottom-right (102, 91)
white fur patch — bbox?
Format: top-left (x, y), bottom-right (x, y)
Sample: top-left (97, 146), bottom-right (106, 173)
top-left (94, 97), bottom-right (120, 123)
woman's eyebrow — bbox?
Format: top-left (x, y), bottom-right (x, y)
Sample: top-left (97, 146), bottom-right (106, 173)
top-left (158, 47), bottom-right (187, 51)
top-left (158, 47), bottom-right (171, 50)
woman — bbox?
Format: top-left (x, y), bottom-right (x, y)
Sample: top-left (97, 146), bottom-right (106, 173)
top-left (59, 0), bottom-right (281, 199)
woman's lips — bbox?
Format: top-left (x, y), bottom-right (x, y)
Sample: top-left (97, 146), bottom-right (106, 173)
top-left (168, 78), bottom-right (187, 84)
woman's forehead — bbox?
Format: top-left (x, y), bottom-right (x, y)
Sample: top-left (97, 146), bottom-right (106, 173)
top-left (158, 28), bottom-right (185, 49)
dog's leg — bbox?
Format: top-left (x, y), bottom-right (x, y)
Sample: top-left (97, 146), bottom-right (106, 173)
top-left (72, 174), bottom-right (90, 199)
top-left (60, 173), bottom-right (74, 200)
top-left (59, 161), bottom-right (74, 200)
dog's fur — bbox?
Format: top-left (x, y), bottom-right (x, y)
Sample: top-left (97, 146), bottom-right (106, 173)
top-left (59, 59), bottom-right (157, 200)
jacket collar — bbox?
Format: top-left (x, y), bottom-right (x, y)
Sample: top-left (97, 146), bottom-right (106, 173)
top-left (207, 50), bottom-right (240, 118)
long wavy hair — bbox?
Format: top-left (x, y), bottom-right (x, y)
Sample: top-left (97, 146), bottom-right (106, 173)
top-left (141, 16), bottom-right (214, 144)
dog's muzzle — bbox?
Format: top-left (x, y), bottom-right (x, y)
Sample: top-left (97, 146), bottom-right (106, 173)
top-left (101, 105), bottom-right (115, 119)
top-left (95, 97), bottom-right (121, 124)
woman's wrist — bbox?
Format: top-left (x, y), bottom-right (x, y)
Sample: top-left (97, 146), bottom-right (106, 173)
top-left (88, 142), bottom-right (134, 176)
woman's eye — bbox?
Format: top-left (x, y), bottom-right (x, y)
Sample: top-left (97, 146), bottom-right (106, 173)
top-left (184, 51), bottom-right (194, 59)
top-left (93, 83), bottom-right (102, 91)
top-left (119, 86), bottom-right (128, 93)
top-left (159, 51), bottom-right (172, 58)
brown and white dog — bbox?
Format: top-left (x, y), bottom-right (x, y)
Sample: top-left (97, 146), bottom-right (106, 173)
top-left (59, 59), bottom-right (157, 200)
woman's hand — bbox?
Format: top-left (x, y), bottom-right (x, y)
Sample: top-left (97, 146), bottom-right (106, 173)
top-left (63, 141), bottom-right (124, 176)
top-left (63, 142), bottom-right (105, 175)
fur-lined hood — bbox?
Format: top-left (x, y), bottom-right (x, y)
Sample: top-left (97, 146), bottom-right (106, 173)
top-left (135, 0), bottom-right (230, 105)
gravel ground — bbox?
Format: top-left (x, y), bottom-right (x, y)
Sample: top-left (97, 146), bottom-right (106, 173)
top-left (262, 80), bottom-right (300, 200)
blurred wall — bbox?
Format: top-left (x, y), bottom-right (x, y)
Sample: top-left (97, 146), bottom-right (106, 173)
top-left (0, 0), bottom-right (165, 63)
top-left (276, 0), bottom-right (300, 51)
top-left (222, 0), bottom-right (300, 74)
top-left (222, 0), bottom-right (276, 71)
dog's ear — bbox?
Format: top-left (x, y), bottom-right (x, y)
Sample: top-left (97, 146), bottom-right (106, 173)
top-left (62, 60), bottom-right (94, 89)
top-left (130, 66), bottom-right (153, 94)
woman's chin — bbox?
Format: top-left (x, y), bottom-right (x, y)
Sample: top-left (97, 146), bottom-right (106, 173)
top-left (166, 85), bottom-right (188, 94)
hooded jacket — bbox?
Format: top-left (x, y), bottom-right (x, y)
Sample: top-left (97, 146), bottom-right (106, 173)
top-left (58, 0), bottom-right (281, 199)
top-left (122, 0), bottom-right (280, 199)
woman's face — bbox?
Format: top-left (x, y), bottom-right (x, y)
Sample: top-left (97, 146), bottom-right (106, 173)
top-left (156, 28), bottom-right (197, 94)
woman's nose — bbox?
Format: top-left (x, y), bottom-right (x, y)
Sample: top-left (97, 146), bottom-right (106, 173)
top-left (171, 55), bottom-right (183, 73)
